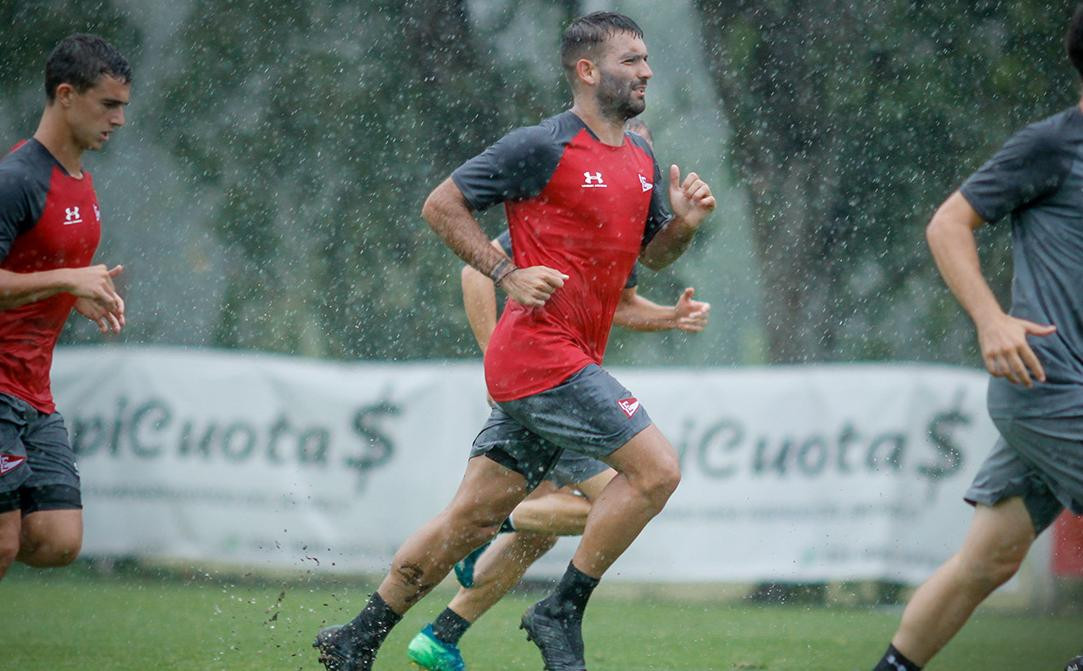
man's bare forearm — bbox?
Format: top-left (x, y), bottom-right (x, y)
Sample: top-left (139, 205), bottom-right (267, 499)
top-left (927, 191), bottom-right (1002, 327)
top-left (614, 293), bottom-right (675, 331)
top-left (0, 267), bottom-right (74, 310)
top-left (462, 264), bottom-right (499, 353)
top-left (639, 217), bottom-right (697, 270)
top-left (422, 178), bottom-right (513, 281)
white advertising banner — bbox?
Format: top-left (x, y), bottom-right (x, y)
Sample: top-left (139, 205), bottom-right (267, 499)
top-left (53, 347), bottom-right (996, 584)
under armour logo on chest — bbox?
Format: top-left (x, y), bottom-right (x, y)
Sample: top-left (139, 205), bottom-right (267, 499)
top-left (581, 171), bottom-right (607, 188)
top-left (63, 206), bottom-right (83, 225)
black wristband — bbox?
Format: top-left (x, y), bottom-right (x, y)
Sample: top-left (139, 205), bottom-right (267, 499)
top-left (489, 258), bottom-right (516, 286)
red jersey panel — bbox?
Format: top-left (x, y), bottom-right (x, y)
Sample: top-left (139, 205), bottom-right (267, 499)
top-left (0, 139), bottom-right (101, 413)
top-left (452, 112), bottom-right (671, 401)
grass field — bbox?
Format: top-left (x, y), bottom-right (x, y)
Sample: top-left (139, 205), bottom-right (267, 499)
top-left (4, 563), bottom-right (1081, 670)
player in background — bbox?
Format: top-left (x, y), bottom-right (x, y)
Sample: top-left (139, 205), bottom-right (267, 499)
top-left (316, 12), bottom-right (715, 671)
top-left (407, 119), bottom-right (712, 671)
top-left (0, 34), bottom-right (130, 581)
top-left (871, 6), bottom-right (1083, 671)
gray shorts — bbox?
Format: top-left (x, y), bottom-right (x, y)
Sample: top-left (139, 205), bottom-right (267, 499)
top-left (965, 415), bottom-right (1083, 533)
top-left (471, 364), bottom-right (651, 489)
top-left (548, 450), bottom-right (611, 488)
top-left (0, 393), bottom-right (81, 514)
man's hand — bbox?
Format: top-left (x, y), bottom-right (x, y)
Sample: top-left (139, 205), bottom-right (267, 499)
top-left (976, 312), bottom-right (1055, 388)
top-left (499, 266), bottom-right (568, 308)
top-left (74, 296), bottom-right (123, 334)
top-left (674, 287), bottom-right (710, 332)
top-left (67, 264), bottom-right (124, 312)
top-left (669, 164), bottom-right (716, 229)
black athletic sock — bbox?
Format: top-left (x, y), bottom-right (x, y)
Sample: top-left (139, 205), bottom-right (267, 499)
top-left (431, 608), bottom-right (471, 645)
top-left (543, 561), bottom-right (600, 619)
top-left (873, 643), bottom-right (922, 671)
top-left (344, 592), bottom-right (402, 652)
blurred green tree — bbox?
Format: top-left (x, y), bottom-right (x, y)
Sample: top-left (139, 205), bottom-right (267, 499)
top-left (694, 1), bottom-right (1077, 364)
top-left (155, 0), bottom-right (572, 358)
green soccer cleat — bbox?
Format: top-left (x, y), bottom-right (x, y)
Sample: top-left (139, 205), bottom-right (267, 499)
top-left (407, 625), bottom-right (465, 671)
top-left (452, 541), bottom-right (491, 589)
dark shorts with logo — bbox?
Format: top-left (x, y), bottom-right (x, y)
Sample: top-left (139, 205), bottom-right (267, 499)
top-left (964, 416), bottom-right (1083, 534)
top-left (471, 364), bottom-right (651, 489)
top-left (0, 393), bottom-right (81, 515)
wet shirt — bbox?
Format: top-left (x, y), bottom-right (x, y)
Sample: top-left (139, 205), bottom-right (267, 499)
top-left (453, 111), bottom-right (670, 401)
top-left (960, 105), bottom-right (1083, 418)
top-left (0, 139), bottom-right (101, 413)
top-left (495, 229), bottom-right (639, 289)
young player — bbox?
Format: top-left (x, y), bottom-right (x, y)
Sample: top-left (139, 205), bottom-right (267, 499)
top-left (316, 12), bottom-right (715, 671)
top-left (871, 6), bottom-right (1083, 670)
top-left (0, 34), bottom-right (130, 581)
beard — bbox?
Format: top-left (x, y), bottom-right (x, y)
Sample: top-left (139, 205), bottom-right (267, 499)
top-left (596, 69), bottom-right (646, 122)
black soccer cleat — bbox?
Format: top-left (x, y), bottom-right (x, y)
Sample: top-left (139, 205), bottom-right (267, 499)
top-left (519, 601), bottom-right (587, 671)
top-left (1066, 655), bottom-right (1083, 671)
top-left (313, 624), bottom-right (375, 671)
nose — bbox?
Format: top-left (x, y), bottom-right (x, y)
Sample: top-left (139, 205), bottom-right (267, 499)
top-left (112, 107), bottom-right (126, 128)
top-left (640, 61), bottom-right (653, 80)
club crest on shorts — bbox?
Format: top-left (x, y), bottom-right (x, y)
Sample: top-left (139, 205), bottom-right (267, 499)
top-left (0, 453), bottom-right (26, 476)
top-left (617, 397), bottom-right (640, 418)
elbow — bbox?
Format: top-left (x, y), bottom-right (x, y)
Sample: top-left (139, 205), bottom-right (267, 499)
top-left (925, 211), bottom-right (953, 250)
top-left (421, 191), bottom-right (441, 226)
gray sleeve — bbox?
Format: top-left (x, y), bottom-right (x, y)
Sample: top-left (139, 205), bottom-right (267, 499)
top-left (451, 125), bottom-right (562, 212)
top-left (960, 122), bottom-right (1071, 223)
top-left (640, 150), bottom-right (672, 249)
top-left (0, 170), bottom-right (34, 261)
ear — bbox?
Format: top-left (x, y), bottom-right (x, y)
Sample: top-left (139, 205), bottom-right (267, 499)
top-left (574, 58), bottom-right (599, 87)
top-left (53, 83), bottom-right (76, 107)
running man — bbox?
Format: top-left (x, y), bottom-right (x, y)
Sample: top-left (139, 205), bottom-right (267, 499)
top-left (316, 12), bottom-right (715, 671)
top-left (871, 7), bottom-right (1083, 670)
top-left (0, 34), bottom-right (130, 581)
top-left (409, 177), bottom-right (711, 669)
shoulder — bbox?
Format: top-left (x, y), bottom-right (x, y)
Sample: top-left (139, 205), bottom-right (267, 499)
top-left (625, 130), bottom-right (654, 158)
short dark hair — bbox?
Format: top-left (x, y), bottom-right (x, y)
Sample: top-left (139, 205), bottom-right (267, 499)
top-left (560, 12), bottom-right (644, 79)
top-left (45, 34), bottom-right (131, 101)
top-left (1067, 4), bottom-right (1083, 79)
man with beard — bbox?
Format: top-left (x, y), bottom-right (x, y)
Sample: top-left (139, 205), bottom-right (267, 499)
top-left (315, 12), bottom-right (716, 671)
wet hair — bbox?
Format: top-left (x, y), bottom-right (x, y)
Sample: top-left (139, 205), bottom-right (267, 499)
top-left (1068, 4), bottom-right (1083, 79)
top-left (45, 34), bottom-right (131, 102)
top-left (560, 12), bottom-right (644, 82)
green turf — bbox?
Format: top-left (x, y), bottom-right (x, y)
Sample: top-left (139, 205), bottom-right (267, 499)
top-left (3, 566), bottom-right (1081, 670)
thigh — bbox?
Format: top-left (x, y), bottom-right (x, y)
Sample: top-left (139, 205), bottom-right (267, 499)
top-left (471, 407), bottom-right (563, 490)
top-left (20, 508), bottom-right (82, 549)
top-left (499, 364), bottom-right (653, 462)
top-left (20, 411), bottom-right (81, 514)
top-left (603, 423), bottom-right (678, 480)
top-left (959, 497), bottom-right (1035, 566)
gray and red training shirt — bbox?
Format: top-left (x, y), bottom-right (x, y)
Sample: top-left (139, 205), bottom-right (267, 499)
top-left (0, 139), bottom-right (102, 414)
top-left (452, 111), bottom-right (671, 401)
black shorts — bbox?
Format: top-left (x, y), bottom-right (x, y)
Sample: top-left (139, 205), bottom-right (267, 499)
top-left (0, 393), bottom-right (81, 515)
top-left (471, 365), bottom-right (652, 489)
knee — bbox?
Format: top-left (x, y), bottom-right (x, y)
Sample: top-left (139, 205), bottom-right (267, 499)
top-left (630, 458), bottom-right (681, 511)
top-left (442, 506), bottom-right (506, 548)
top-left (957, 543), bottom-right (1027, 592)
top-left (19, 532), bottom-right (82, 568)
